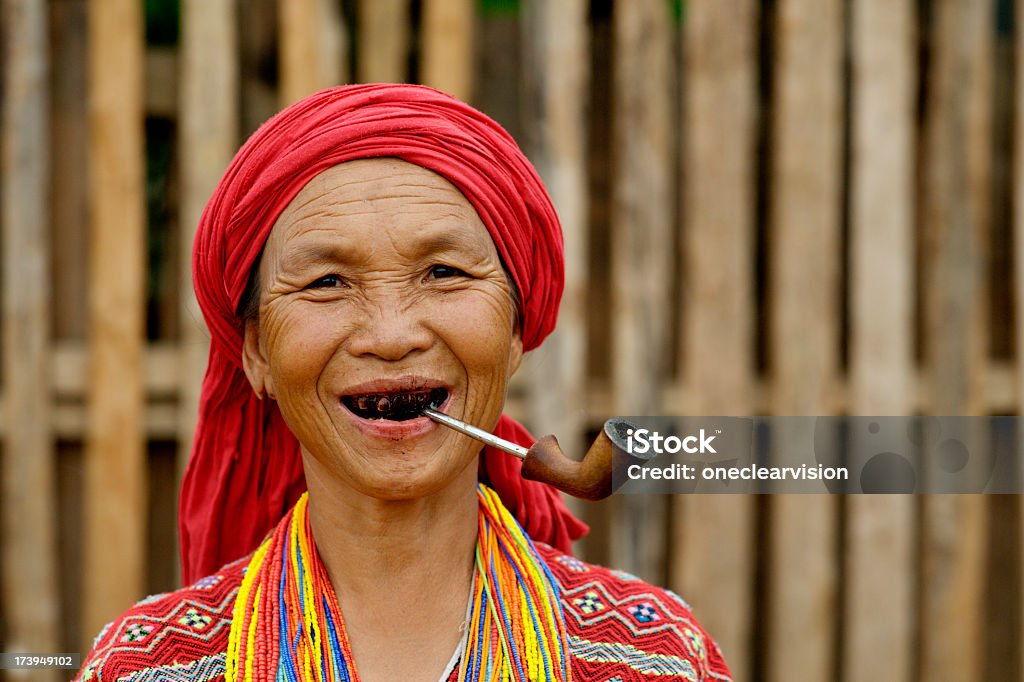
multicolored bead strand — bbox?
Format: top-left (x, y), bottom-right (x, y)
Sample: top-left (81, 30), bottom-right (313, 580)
top-left (226, 485), bottom-right (570, 682)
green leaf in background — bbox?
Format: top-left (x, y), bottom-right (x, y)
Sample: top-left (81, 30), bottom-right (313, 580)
top-left (145, 0), bottom-right (180, 46)
top-left (480, 0), bottom-right (518, 17)
top-left (674, 0), bottom-right (685, 24)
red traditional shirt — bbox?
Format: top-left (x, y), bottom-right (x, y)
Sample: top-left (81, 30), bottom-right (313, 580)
top-left (77, 544), bottom-right (732, 682)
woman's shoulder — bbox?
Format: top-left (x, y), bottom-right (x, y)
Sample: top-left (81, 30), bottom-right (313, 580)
top-left (536, 543), bottom-right (733, 682)
top-left (75, 555), bottom-right (249, 681)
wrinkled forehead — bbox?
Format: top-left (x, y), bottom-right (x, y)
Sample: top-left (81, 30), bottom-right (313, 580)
top-left (275, 158), bottom-right (481, 230)
top-left (263, 158), bottom-right (498, 265)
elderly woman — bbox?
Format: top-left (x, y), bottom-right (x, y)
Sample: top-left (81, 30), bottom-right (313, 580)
top-left (77, 85), bottom-right (731, 682)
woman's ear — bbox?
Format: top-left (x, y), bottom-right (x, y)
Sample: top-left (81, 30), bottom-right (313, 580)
top-left (242, 319), bottom-right (275, 400)
top-left (507, 330), bottom-right (524, 378)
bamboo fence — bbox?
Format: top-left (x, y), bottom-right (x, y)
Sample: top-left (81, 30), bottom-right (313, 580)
top-left (1, 0), bottom-right (1021, 680)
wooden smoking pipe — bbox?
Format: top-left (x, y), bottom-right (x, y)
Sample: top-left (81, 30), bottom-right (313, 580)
top-left (423, 408), bottom-right (635, 501)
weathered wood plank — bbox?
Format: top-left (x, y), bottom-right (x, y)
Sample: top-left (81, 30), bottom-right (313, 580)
top-left (517, 0), bottom-right (589, 542)
top-left (83, 0), bottom-right (147, 645)
top-left (1016, 2), bottom-right (1024, 680)
top-left (421, 0), bottom-right (473, 101)
top-left (845, 2), bottom-right (915, 681)
top-left (35, 345), bottom-right (1024, 414)
top-left (50, 0), bottom-right (89, 341)
top-left (145, 47), bottom-right (177, 117)
top-left (279, 0), bottom-right (346, 106)
top-left (179, 0), bottom-right (238, 497)
top-left (919, 1), bottom-right (991, 679)
top-left (609, 0), bottom-right (673, 585)
top-left (673, 0), bottom-right (758, 678)
top-left (357, 0), bottom-right (409, 84)
top-left (768, 0), bottom-right (842, 679)
top-left (518, 0), bottom-right (587, 449)
top-left (239, 0), bottom-right (278, 136)
top-left (1, 0), bottom-right (60, 666)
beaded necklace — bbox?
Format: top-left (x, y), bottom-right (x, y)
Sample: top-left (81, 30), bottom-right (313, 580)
top-left (226, 484), bottom-right (571, 682)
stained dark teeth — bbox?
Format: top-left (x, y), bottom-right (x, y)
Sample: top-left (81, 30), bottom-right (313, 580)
top-left (343, 387), bottom-right (449, 421)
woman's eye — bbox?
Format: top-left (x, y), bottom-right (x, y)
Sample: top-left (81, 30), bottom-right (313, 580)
top-left (306, 274), bottom-right (345, 289)
top-left (428, 265), bottom-right (466, 280)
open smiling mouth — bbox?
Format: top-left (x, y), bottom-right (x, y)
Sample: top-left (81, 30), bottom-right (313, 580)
top-left (341, 387), bottom-right (449, 421)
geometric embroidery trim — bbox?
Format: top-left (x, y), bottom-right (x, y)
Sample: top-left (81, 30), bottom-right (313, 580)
top-left (193, 575), bottom-right (223, 590)
top-left (681, 627), bottom-right (707, 662)
top-left (573, 590), bottom-right (605, 615)
top-left (608, 569), bottom-right (641, 583)
top-left (626, 602), bottom-right (659, 623)
top-left (178, 608), bottom-right (213, 630)
top-left (117, 653), bottom-right (226, 682)
top-left (556, 555), bottom-right (589, 573)
top-left (562, 580), bottom-right (702, 641)
top-left (120, 623), bottom-right (155, 643)
top-left (568, 635), bottom-right (698, 680)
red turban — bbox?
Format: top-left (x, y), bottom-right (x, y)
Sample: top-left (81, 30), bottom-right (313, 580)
top-left (181, 83), bottom-right (587, 584)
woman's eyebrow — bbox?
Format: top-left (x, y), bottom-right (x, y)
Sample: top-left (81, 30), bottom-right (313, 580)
top-left (278, 231), bottom-right (480, 268)
top-left (277, 240), bottom-right (352, 268)
top-left (412, 231), bottom-right (469, 254)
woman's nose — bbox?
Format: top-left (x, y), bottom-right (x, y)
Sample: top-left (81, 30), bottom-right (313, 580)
top-left (343, 300), bottom-right (433, 361)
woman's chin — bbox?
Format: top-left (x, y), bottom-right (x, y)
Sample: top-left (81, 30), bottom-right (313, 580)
top-left (325, 446), bottom-right (476, 502)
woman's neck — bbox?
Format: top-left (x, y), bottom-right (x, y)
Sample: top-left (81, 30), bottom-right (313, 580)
top-left (302, 456), bottom-right (479, 599)
top-left (300, 455), bottom-right (480, 681)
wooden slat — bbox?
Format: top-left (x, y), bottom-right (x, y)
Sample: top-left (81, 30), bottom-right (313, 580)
top-left (1016, 3), bottom-right (1024, 679)
top-left (673, 1), bottom-right (757, 678)
top-left (83, 0), bottom-right (147, 645)
top-left (279, 0), bottom-right (346, 106)
top-left (357, 0), bottom-right (409, 83)
top-left (518, 0), bottom-right (587, 446)
top-left (920, 0), bottom-right (991, 679)
top-left (768, 0), bottom-right (842, 679)
top-left (845, 2), bottom-right (916, 681)
top-left (12, 341), bottom-right (1021, 433)
top-left (179, 0), bottom-right (238, 494)
top-left (420, 0), bottom-right (473, 100)
top-left (50, 0), bottom-right (90, 341)
top-left (609, 0), bottom-right (673, 585)
top-left (145, 47), bottom-right (178, 117)
top-left (2, 0), bottom-right (59, 664)
top-left (239, 0), bottom-right (278, 136)
top-left (516, 0), bottom-right (589, 541)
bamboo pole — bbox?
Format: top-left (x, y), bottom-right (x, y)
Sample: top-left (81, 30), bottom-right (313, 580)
top-left (919, 1), bottom-right (991, 679)
top-left (178, 0), bottom-right (238, 516)
top-left (674, 1), bottom-right (758, 678)
top-left (1, 0), bottom-right (59, 667)
top-left (845, 1), bottom-right (915, 680)
top-left (768, 0), bottom-right (842, 679)
top-left (421, 0), bottom-right (473, 101)
top-left (83, 0), bottom-right (147, 643)
top-left (279, 0), bottom-right (346, 106)
top-left (609, 0), bottom-right (673, 584)
top-left (357, 0), bottom-right (409, 83)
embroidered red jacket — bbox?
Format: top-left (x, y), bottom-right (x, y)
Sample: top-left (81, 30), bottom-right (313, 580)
top-left (77, 544), bottom-right (732, 682)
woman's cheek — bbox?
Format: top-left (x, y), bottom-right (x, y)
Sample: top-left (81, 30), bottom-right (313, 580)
top-left (264, 305), bottom-right (338, 405)
top-left (432, 289), bottom-right (516, 350)
top-left (431, 291), bottom-right (517, 418)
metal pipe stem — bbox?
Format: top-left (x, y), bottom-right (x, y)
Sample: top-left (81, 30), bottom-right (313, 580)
top-left (422, 407), bottom-right (529, 459)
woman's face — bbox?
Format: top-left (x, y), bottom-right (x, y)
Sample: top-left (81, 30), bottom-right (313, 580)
top-left (242, 159), bottom-right (522, 500)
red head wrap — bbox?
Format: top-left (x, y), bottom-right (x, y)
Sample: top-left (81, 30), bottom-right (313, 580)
top-left (181, 83), bottom-right (587, 584)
